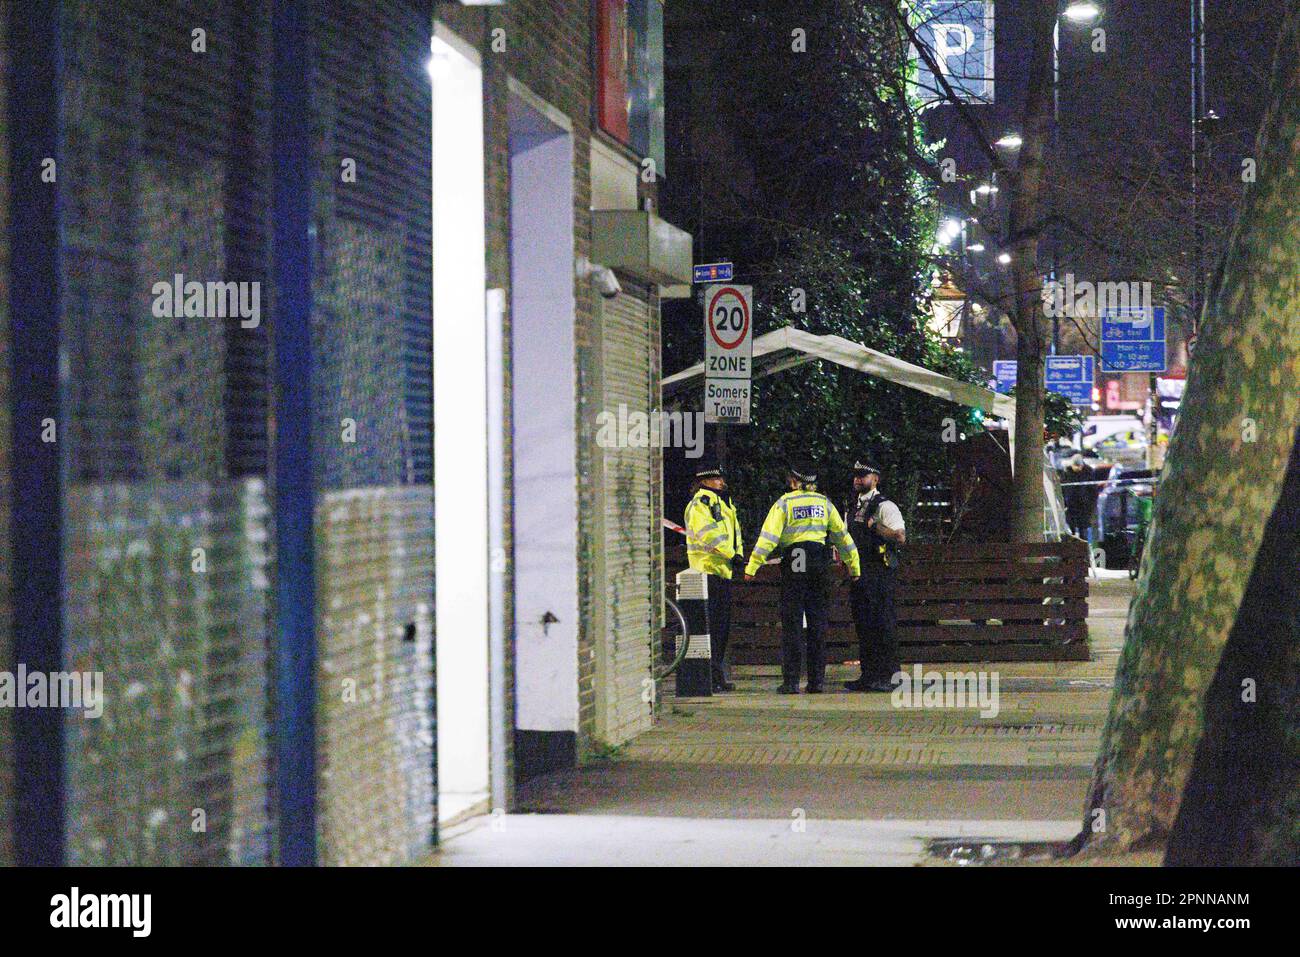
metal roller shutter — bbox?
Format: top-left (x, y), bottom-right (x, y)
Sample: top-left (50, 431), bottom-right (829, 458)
top-left (13, 0), bottom-right (435, 866)
top-left (309, 0), bottom-right (434, 865)
top-left (315, 487), bottom-right (434, 865)
top-left (58, 0), bottom-right (276, 864)
top-left (600, 291), bottom-right (656, 744)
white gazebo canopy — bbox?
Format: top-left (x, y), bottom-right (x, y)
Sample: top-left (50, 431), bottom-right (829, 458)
top-left (661, 327), bottom-right (1079, 535)
top-left (663, 326), bottom-right (1016, 421)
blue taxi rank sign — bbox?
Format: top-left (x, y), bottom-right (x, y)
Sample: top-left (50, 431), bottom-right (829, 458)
top-left (693, 262), bottom-right (733, 284)
top-left (1102, 306), bottom-right (1166, 373)
top-left (1046, 355), bottom-right (1095, 407)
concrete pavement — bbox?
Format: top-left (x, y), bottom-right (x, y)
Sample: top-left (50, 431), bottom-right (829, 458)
top-left (431, 814), bottom-right (1081, 867)
top-left (429, 576), bottom-right (1134, 866)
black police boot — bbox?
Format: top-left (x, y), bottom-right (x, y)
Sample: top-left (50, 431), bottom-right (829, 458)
top-left (805, 684), bottom-right (823, 694)
top-left (776, 683), bottom-right (799, 694)
top-left (712, 679), bottom-right (736, 692)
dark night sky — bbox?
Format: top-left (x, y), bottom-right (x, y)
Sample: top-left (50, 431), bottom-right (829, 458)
top-left (924, 0), bottom-right (1284, 367)
top-left (931, 0), bottom-right (1281, 165)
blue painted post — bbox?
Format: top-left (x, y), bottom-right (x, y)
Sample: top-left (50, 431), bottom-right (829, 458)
top-left (273, 0), bottom-right (318, 866)
top-left (7, 0), bottom-right (65, 867)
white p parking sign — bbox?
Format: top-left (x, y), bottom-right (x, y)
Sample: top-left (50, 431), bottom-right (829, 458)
top-left (703, 284), bottom-right (753, 424)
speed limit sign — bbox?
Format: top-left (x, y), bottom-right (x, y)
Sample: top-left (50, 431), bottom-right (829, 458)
top-left (704, 285), bottom-right (753, 378)
top-left (703, 284), bottom-right (753, 424)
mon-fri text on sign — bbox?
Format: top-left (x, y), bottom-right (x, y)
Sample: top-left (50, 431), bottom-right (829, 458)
top-left (704, 284), bottom-right (752, 424)
top-left (1102, 306), bottom-right (1167, 372)
top-left (1046, 355), bottom-right (1095, 407)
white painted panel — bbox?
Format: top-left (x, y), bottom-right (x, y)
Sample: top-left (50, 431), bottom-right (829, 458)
top-left (432, 33), bottom-right (491, 822)
top-left (511, 99), bottom-right (579, 733)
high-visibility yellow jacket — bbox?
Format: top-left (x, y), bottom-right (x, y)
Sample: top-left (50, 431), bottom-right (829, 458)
top-left (745, 489), bottom-right (860, 577)
top-left (685, 488), bottom-right (743, 579)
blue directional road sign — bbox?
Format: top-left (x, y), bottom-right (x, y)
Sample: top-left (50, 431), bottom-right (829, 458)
top-left (1046, 355), bottom-right (1095, 407)
top-left (992, 360), bottom-right (1017, 394)
top-left (1101, 306), bottom-right (1166, 373)
top-left (693, 261), bottom-right (734, 284)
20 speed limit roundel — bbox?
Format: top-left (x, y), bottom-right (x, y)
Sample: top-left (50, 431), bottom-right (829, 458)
top-left (707, 286), bottom-right (750, 350)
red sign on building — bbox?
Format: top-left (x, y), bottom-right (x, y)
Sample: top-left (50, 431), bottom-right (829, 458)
top-left (597, 0), bottom-right (630, 143)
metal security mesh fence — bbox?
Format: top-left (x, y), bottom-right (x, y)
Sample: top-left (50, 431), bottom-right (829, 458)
top-left (59, 0), bottom-right (275, 864)
top-left (309, 0), bottom-right (435, 866)
top-left (7, 0), bottom-right (437, 866)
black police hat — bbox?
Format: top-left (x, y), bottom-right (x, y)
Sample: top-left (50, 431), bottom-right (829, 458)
top-left (787, 461), bottom-right (817, 484)
top-left (694, 467), bottom-right (725, 480)
top-left (852, 459), bottom-right (881, 476)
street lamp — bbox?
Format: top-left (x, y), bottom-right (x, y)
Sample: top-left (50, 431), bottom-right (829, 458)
top-left (1051, 2), bottom-right (1103, 354)
top-left (995, 133), bottom-right (1023, 149)
top-left (1063, 2), bottom-right (1101, 23)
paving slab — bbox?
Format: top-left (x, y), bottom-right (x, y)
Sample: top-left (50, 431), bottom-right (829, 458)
top-left (430, 577), bottom-right (1135, 866)
top-left (431, 814), bottom-right (1081, 867)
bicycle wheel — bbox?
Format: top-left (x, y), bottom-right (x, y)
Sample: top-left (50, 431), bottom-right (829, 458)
top-left (654, 596), bottom-right (691, 681)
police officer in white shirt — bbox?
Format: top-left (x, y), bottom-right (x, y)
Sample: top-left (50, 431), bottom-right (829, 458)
top-left (842, 459), bottom-right (905, 692)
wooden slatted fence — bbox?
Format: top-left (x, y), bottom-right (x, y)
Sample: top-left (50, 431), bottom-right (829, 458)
top-left (665, 540), bottom-right (1090, 663)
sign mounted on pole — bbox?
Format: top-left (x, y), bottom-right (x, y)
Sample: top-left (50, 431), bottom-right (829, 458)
top-left (703, 284), bottom-right (752, 424)
top-left (992, 359), bottom-right (1017, 394)
top-left (693, 261), bottom-right (733, 284)
top-left (1046, 355), bottom-right (1095, 407)
top-left (1101, 306), bottom-right (1166, 373)
top-left (909, 0), bottom-right (996, 105)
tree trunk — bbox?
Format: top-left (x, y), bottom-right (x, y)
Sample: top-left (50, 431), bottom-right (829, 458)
top-left (1164, 424), bottom-right (1300, 865)
top-left (1072, 11), bottom-right (1300, 856)
top-left (1006, 0), bottom-right (1057, 543)
top-left (1010, 315), bottom-right (1047, 542)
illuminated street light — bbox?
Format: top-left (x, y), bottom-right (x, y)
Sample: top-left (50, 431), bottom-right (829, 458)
top-left (995, 133), bottom-right (1023, 149)
top-left (967, 243), bottom-right (986, 253)
top-left (997, 252), bottom-right (1012, 265)
top-left (1063, 2), bottom-right (1102, 23)
top-left (937, 218), bottom-right (963, 246)
top-left (975, 183), bottom-right (998, 195)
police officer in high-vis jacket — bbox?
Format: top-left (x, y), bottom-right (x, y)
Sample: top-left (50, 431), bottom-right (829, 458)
top-left (685, 466), bottom-right (744, 692)
top-left (842, 458), bottom-right (905, 692)
top-left (745, 463), bottom-right (860, 694)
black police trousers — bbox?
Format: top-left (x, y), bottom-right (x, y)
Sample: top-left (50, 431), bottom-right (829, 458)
top-left (779, 542), bottom-right (831, 689)
top-left (851, 564), bottom-right (901, 682)
top-left (706, 573), bottom-right (732, 683)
